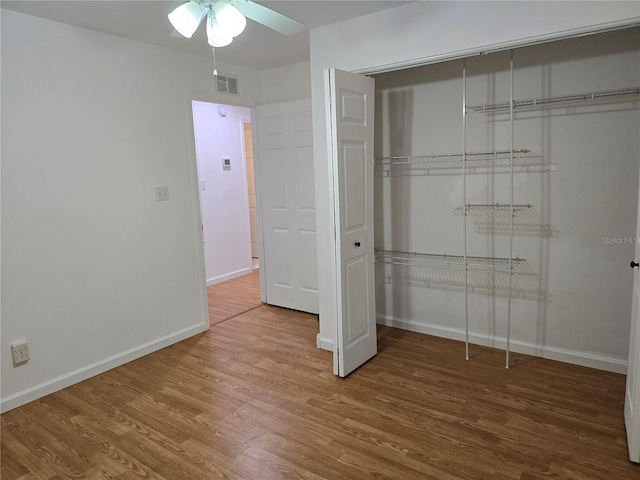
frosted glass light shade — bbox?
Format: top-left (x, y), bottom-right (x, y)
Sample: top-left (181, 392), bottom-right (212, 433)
top-left (168, 1), bottom-right (206, 38)
top-left (206, 15), bottom-right (233, 47)
top-left (208, 32), bottom-right (233, 47)
top-left (212, 4), bottom-right (246, 38)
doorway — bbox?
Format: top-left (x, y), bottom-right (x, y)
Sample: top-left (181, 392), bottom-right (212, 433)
top-left (191, 100), bottom-right (262, 325)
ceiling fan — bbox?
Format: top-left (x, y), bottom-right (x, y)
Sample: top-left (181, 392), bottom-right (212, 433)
top-left (168, 0), bottom-right (305, 48)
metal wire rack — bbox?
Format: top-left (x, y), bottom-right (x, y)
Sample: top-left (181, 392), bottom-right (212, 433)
top-left (374, 250), bottom-right (542, 298)
top-left (454, 203), bottom-right (533, 216)
top-left (466, 86), bottom-right (640, 112)
top-left (374, 64), bottom-right (637, 368)
top-left (374, 149), bottom-right (547, 175)
top-left (374, 250), bottom-right (534, 275)
top-left (454, 204), bottom-right (553, 236)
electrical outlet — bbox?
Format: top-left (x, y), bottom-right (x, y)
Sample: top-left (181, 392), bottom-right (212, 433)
top-left (11, 342), bottom-right (30, 364)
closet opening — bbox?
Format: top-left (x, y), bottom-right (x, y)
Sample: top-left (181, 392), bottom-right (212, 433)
top-left (370, 27), bottom-right (640, 372)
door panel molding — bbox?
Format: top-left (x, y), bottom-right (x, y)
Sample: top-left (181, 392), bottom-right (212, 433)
top-left (255, 99), bottom-right (319, 314)
top-left (325, 68), bottom-right (376, 377)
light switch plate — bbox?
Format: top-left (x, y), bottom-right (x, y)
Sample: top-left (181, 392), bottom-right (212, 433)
top-left (155, 186), bottom-right (169, 201)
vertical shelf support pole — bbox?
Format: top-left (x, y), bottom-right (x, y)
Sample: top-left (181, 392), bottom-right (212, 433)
top-left (506, 51), bottom-right (515, 369)
top-left (462, 59), bottom-right (469, 361)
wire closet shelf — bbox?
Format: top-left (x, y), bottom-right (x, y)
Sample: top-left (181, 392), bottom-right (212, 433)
top-left (454, 204), bottom-right (553, 237)
top-left (374, 250), bottom-right (534, 276)
top-left (454, 203), bottom-right (533, 216)
top-left (374, 66), bottom-right (638, 368)
top-left (466, 86), bottom-right (640, 112)
top-left (374, 149), bottom-right (547, 174)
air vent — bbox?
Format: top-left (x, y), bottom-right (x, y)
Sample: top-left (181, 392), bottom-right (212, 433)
top-left (216, 73), bottom-right (239, 95)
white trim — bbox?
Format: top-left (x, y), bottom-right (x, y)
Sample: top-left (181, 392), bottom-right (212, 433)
top-left (324, 69), bottom-right (342, 376)
top-left (251, 107), bottom-right (268, 305)
top-left (626, 386), bottom-right (640, 462)
top-left (354, 19), bottom-right (640, 76)
top-left (377, 314), bottom-right (628, 374)
top-left (183, 91), bottom-right (211, 333)
top-left (316, 333), bottom-right (334, 351)
top-left (0, 324), bottom-right (206, 413)
top-left (207, 267), bottom-right (252, 286)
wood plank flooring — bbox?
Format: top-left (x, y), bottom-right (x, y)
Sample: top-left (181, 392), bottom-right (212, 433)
top-left (2, 304), bottom-right (638, 479)
top-left (207, 269), bottom-right (262, 325)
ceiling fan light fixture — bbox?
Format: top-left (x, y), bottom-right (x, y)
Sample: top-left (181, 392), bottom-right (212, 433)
top-left (168, 1), bottom-right (206, 38)
top-left (206, 14), bottom-right (233, 47)
top-left (208, 33), bottom-right (233, 48)
top-left (169, 0), bottom-right (304, 55)
top-left (212, 4), bottom-right (246, 38)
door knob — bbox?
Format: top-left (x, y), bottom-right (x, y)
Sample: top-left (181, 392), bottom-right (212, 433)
top-left (631, 261), bottom-right (639, 269)
top-left (354, 241), bottom-right (361, 247)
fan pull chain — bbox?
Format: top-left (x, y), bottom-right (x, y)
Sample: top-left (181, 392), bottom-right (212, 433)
top-left (212, 46), bottom-right (218, 77)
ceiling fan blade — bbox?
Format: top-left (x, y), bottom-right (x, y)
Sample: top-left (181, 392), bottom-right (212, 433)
top-left (230, 0), bottom-right (304, 36)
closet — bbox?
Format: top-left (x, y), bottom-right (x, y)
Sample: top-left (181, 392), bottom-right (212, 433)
top-left (372, 28), bottom-right (640, 370)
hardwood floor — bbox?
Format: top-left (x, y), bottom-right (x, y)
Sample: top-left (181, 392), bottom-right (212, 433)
top-left (208, 269), bottom-right (262, 325)
top-left (2, 304), bottom-right (638, 479)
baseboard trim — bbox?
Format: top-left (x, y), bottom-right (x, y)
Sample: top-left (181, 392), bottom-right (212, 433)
top-left (377, 314), bottom-right (627, 374)
top-left (207, 267), bottom-right (253, 286)
top-left (316, 333), bottom-right (334, 351)
top-left (0, 323), bottom-right (207, 413)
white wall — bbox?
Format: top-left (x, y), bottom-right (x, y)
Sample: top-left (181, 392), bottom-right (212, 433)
top-left (309, 1), bottom-right (640, 358)
top-left (192, 101), bottom-right (252, 284)
top-left (0, 9), bottom-right (260, 411)
top-left (374, 28), bottom-right (640, 372)
top-left (259, 61), bottom-right (312, 104)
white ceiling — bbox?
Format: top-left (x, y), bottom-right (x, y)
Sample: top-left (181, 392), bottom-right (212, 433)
top-left (1, 0), bottom-right (412, 71)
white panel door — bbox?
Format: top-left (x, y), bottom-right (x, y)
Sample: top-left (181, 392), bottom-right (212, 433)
top-left (325, 68), bottom-right (376, 377)
top-left (625, 171), bottom-right (640, 463)
top-left (256, 99), bottom-right (318, 314)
